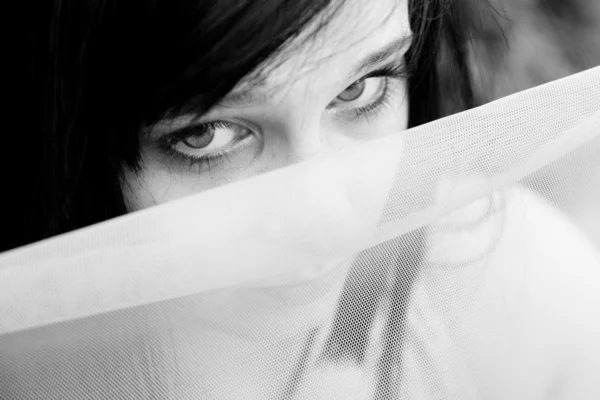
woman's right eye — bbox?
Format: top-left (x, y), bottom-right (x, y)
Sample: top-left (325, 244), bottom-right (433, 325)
top-left (169, 121), bottom-right (251, 157)
top-left (157, 120), bottom-right (262, 174)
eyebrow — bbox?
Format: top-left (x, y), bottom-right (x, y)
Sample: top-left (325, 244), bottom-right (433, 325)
top-left (353, 34), bottom-right (413, 77)
top-left (221, 33), bottom-right (414, 107)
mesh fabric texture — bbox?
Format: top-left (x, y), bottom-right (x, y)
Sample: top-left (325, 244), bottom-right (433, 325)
top-left (1, 67), bottom-right (599, 399)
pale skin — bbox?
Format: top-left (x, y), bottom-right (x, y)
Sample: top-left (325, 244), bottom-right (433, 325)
top-left (122, 0), bottom-right (412, 209)
top-left (116, 0), bottom-right (600, 397)
top-left (118, 0), bottom-right (414, 398)
top-left (2, 0), bottom-right (599, 398)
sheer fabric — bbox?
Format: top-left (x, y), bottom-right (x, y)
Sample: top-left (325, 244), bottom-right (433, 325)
top-left (1, 66), bottom-right (599, 399)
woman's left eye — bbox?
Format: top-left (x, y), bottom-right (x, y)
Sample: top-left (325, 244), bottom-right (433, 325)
top-left (326, 76), bottom-right (391, 118)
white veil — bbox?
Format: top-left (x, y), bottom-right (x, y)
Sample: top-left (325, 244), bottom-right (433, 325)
top-left (1, 66), bottom-right (599, 399)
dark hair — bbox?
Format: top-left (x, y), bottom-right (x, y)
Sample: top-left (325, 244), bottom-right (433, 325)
top-left (3, 0), bottom-right (477, 254)
top-left (3, 0), bottom-right (485, 397)
top-left (4, 0), bottom-right (327, 252)
top-left (314, 2), bottom-right (481, 398)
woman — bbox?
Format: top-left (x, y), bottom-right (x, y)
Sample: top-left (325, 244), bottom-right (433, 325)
top-left (3, 0), bottom-right (600, 398)
top-left (5, 0), bottom-right (475, 252)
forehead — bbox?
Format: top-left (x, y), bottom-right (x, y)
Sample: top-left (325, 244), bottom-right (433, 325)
top-left (237, 0), bottom-right (411, 94)
top-left (302, 0), bottom-right (410, 56)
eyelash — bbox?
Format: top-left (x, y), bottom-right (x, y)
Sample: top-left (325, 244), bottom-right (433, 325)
top-left (155, 121), bottom-right (247, 175)
top-left (345, 62), bottom-right (409, 122)
top-left (157, 60), bottom-right (410, 174)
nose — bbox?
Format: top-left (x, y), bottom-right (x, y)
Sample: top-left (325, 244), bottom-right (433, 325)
top-left (258, 122), bottom-right (400, 260)
top-left (285, 129), bottom-right (330, 165)
top-left (283, 121), bottom-right (347, 165)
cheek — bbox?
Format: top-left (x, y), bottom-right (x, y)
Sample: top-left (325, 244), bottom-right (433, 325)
top-left (381, 98), bottom-right (409, 135)
top-left (121, 167), bottom-right (161, 211)
top-left (121, 152), bottom-right (283, 211)
top-left (331, 90), bottom-right (409, 145)
top-left (121, 150), bottom-right (272, 210)
top-left (121, 165), bottom-right (214, 211)
top-left (123, 87), bottom-right (410, 212)
top-left (380, 80), bottom-right (410, 133)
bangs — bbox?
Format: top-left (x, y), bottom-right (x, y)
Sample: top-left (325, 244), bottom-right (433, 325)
top-left (89, 0), bottom-right (343, 124)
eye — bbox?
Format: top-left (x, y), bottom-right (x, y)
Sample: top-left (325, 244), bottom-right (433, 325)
top-left (168, 121), bottom-right (253, 159)
top-left (337, 80), bottom-right (367, 102)
top-left (151, 119), bottom-right (263, 176)
top-left (326, 77), bottom-right (388, 113)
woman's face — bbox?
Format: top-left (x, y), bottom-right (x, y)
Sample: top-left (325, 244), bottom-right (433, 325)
top-left (123, 0), bottom-right (412, 210)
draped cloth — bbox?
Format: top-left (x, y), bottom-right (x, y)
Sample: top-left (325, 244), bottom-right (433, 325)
top-left (1, 67), bottom-right (599, 399)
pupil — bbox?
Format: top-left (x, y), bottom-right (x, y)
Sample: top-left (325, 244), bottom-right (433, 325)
top-left (337, 81), bottom-right (365, 102)
top-left (182, 126), bottom-right (215, 149)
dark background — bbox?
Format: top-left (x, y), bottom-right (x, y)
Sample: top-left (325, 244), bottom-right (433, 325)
top-left (469, 0), bottom-right (600, 243)
top-left (468, 0), bottom-right (600, 100)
